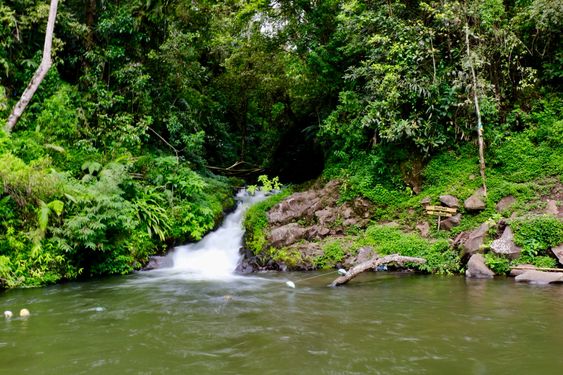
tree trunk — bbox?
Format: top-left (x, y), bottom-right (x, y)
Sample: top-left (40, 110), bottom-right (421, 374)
top-left (465, 24), bottom-right (487, 196)
top-left (330, 254), bottom-right (426, 287)
top-left (85, 0), bottom-right (97, 51)
top-left (5, 0), bottom-right (59, 134)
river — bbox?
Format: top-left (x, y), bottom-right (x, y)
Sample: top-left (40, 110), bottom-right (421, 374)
top-left (1, 192), bottom-right (562, 374)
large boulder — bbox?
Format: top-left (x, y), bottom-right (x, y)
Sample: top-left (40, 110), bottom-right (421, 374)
top-left (515, 270), bottom-right (563, 284)
top-left (439, 195), bottom-right (459, 208)
top-left (551, 244), bottom-right (563, 265)
top-left (459, 222), bottom-right (492, 256)
top-left (490, 226), bottom-right (522, 259)
top-left (248, 180), bottom-right (377, 270)
top-left (465, 254), bottom-right (494, 278)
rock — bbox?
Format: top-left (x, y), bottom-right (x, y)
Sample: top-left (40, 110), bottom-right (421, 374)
top-left (515, 270), bottom-right (563, 284)
top-left (343, 247), bottom-right (377, 268)
top-left (420, 197), bottom-right (431, 207)
top-left (490, 226), bottom-right (521, 260)
top-left (268, 223), bottom-right (308, 247)
top-left (464, 195), bottom-right (486, 211)
top-left (496, 196), bottom-right (515, 212)
top-left (465, 254), bottom-right (494, 279)
top-left (416, 221), bottom-right (430, 237)
top-left (439, 213), bottom-right (462, 230)
top-left (510, 264), bottom-right (536, 277)
top-left (143, 256), bottom-right (173, 270)
top-left (439, 195), bottom-right (459, 208)
top-left (460, 222), bottom-right (491, 256)
top-left (252, 180), bottom-right (379, 270)
top-left (551, 244), bottom-right (563, 265)
top-left (268, 190), bottom-right (322, 225)
top-left (545, 199), bottom-right (559, 216)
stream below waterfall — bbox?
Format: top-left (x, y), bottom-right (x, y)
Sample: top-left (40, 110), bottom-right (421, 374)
top-left (1, 191), bottom-right (562, 374)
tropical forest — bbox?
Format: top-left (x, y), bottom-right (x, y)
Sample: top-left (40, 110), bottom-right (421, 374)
top-left (0, 0), bottom-right (562, 373)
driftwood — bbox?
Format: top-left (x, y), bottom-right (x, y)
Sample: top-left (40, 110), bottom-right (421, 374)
top-left (330, 254), bottom-right (426, 287)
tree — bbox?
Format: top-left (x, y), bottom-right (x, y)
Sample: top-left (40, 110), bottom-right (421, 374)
top-left (5, 0), bottom-right (58, 134)
top-left (464, 22), bottom-right (487, 196)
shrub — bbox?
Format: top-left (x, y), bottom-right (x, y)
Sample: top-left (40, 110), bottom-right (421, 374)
top-left (243, 188), bottom-right (293, 255)
top-left (314, 240), bottom-right (346, 269)
top-left (512, 216), bottom-right (563, 256)
top-left (484, 253), bottom-right (511, 275)
top-left (359, 225), bottom-right (460, 274)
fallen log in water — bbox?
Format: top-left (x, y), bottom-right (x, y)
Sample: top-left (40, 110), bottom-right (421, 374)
top-left (330, 254), bottom-right (426, 287)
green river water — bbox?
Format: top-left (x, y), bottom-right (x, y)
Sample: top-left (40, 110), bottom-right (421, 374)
top-left (1, 271), bottom-right (562, 374)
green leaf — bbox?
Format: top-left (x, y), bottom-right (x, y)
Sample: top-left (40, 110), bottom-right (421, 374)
top-left (48, 200), bottom-right (64, 216)
top-left (38, 200), bottom-right (50, 233)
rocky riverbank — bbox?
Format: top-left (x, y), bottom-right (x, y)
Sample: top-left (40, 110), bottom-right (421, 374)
top-left (239, 179), bottom-right (563, 284)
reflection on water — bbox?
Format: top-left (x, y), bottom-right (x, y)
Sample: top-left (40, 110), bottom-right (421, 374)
top-left (1, 273), bottom-right (562, 374)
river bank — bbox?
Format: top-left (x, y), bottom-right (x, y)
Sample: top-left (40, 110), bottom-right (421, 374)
top-left (240, 169), bottom-right (562, 283)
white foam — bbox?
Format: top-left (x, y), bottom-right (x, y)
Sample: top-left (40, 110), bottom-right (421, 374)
top-left (165, 190), bottom-right (269, 280)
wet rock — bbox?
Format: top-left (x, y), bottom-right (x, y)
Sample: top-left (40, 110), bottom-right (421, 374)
top-left (551, 244), bottom-right (563, 265)
top-left (459, 222), bottom-right (492, 256)
top-left (143, 256), bottom-right (173, 270)
top-left (496, 196), bottom-right (515, 212)
top-left (510, 264), bottom-right (536, 277)
top-left (416, 221), bottom-right (430, 237)
top-left (545, 199), bottom-right (559, 216)
top-left (515, 270), bottom-right (563, 284)
top-left (465, 254), bottom-right (494, 279)
top-left (268, 223), bottom-right (308, 247)
top-left (439, 195), bottom-right (459, 208)
top-left (490, 226), bottom-right (521, 260)
top-left (440, 213), bottom-right (461, 231)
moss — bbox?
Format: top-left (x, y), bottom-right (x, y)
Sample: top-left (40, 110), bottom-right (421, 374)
top-left (243, 188), bottom-right (293, 255)
top-left (314, 240), bottom-right (346, 269)
top-left (267, 247), bottom-right (305, 269)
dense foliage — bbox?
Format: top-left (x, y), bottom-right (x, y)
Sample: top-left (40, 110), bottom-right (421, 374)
top-left (1, 0), bottom-right (561, 286)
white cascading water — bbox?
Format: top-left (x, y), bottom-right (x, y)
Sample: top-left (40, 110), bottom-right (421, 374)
top-left (168, 189), bottom-right (268, 279)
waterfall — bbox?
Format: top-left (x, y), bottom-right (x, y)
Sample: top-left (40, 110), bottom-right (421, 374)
top-left (167, 190), bottom-right (268, 279)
